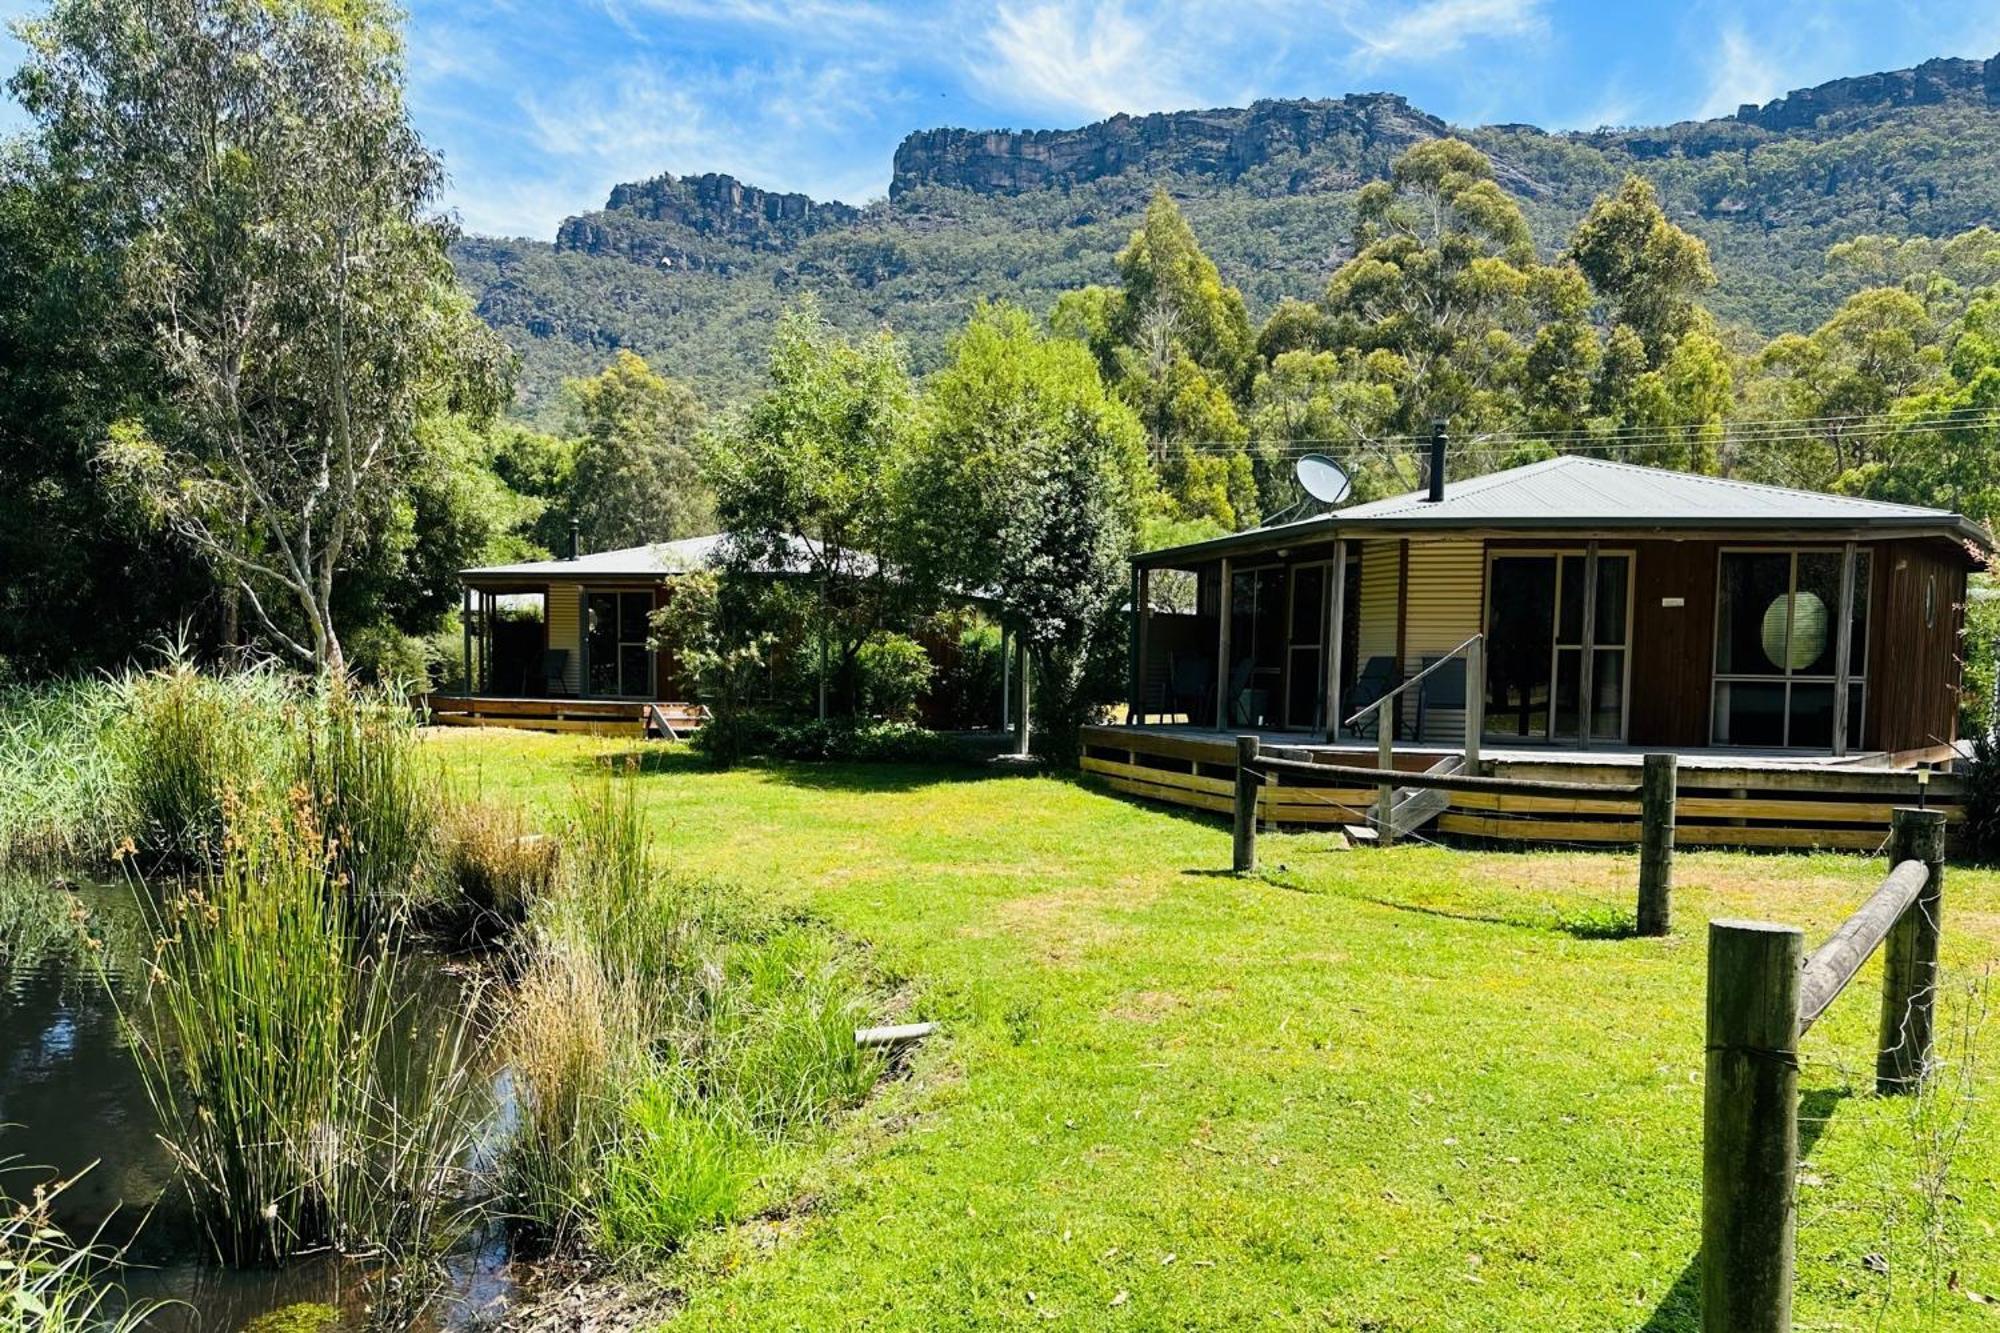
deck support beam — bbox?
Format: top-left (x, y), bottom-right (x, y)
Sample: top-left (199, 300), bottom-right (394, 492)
top-left (1325, 539), bottom-right (1347, 742)
top-left (1833, 541), bottom-right (1858, 757)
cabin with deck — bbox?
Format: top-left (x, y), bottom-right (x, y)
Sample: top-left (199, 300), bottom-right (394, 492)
top-left (1094, 454), bottom-right (1992, 847)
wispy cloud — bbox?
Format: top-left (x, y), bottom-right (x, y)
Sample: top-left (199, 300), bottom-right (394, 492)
top-left (1695, 23), bottom-right (1787, 118)
top-left (973, 2), bottom-right (1193, 119)
top-left (1342, 0), bottom-right (1548, 72)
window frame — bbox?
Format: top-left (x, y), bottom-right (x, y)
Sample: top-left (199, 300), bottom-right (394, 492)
top-left (1709, 546), bottom-right (1870, 750)
top-left (1478, 546), bottom-right (1636, 745)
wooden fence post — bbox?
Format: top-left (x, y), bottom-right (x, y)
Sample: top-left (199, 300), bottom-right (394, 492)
top-left (1702, 918), bottom-right (1803, 1333)
top-left (1638, 752), bottom-right (1677, 936)
top-left (1233, 735), bottom-right (1261, 874)
top-left (1877, 806), bottom-right (1947, 1095)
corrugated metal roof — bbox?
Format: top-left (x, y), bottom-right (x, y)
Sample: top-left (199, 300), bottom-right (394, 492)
top-left (462, 533), bottom-right (852, 581)
top-left (1333, 455), bottom-right (1965, 524)
top-left (1137, 456), bottom-right (1991, 565)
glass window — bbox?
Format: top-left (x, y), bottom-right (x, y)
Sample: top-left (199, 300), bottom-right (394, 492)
top-left (1712, 550), bottom-right (1869, 749)
top-left (1290, 565), bottom-right (1326, 646)
top-left (1594, 556), bottom-right (1629, 647)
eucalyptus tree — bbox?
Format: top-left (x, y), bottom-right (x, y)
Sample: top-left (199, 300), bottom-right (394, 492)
top-left (13, 0), bottom-right (508, 673)
top-left (563, 350), bottom-right (710, 551)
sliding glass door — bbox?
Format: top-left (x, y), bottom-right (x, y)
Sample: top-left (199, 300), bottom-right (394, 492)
top-left (1285, 562), bottom-right (1330, 730)
top-left (1712, 550), bottom-right (1869, 748)
top-left (585, 590), bottom-right (654, 698)
top-left (1484, 551), bottom-right (1631, 743)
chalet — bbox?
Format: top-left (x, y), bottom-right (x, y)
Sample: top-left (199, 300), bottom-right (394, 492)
top-left (1094, 453), bottom-right (1994, 847)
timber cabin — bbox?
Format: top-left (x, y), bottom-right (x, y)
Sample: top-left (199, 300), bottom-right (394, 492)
top-left (429, 532), bottom-right (836, 737)
top-left (1091, 453), bottom-right (1995, 848)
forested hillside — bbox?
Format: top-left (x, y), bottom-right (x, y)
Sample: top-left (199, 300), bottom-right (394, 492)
top-left (456, 56), bottom-right (2000, 413)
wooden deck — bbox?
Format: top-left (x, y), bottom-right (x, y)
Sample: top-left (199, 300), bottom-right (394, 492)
top-left (1079, 725), bottom-right (1965, 851)
top-left (422, 695), bottom-right (709, 738)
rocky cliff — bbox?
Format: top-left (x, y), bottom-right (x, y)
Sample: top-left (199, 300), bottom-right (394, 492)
top-left (889, 93), bottom-right (1451, 198)
top-left (554, 171), bottom-right (861, 267)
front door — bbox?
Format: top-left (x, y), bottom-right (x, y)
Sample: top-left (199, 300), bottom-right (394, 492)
top-left (1483, 552), bottom-right (1631, 743)
top-left (1285, 562), bottom-right (1330, 730)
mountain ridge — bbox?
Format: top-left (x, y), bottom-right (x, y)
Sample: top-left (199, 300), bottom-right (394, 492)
top-left (454, 48), bottom-right (2000, 412)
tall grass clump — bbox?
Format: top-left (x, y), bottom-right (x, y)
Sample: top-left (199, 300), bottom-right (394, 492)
top-left (499, 765), bottom-right (887, 1260)
top-left (435, 799), bottom-right (557, 942)
top-left (291, 681), bottom-right (447, 917)
top-left (0, 1164), bottom-right (159, 1331)
top-left (117, 788), bottom-right (487, 1268)
top-left (0, 680), bottom-right (123, 866)
top-left (108, 659), bottom-right (292, 867)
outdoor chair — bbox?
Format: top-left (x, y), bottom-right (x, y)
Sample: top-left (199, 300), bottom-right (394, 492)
top-left (1163, 653), bottom-right (1212, 724)
top-left (1226, 658), bottom-right (1266, 728)
top-left (540, 649), bottom-right (570, 698)
top-left (1413, 654), bottom-right (1469, 743)
top-left (1344, 656), bottom-right (1399, 738)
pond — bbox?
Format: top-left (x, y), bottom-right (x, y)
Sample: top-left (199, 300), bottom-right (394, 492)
top-left (0, 872), bottom-right (527, 1331)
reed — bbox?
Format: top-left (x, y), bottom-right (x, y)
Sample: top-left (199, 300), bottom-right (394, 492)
top-left (0, 1164), bottom-right (160, 1332)
top-left (0, 680), bottom-right (124, 866)
top-left (436, 799), bottom-right (558, 940)
top-left (118, 789), bottom-right (487, 1267)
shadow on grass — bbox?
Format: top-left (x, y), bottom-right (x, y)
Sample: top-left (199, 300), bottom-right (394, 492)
top-left (1328, 892), bottom-right (1647, 942)
top-left (578, 746), bottom-right (1032, 795)
top-left (1635, 1086), bottom-right (1852, 1333)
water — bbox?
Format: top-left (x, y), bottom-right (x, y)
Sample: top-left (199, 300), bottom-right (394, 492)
top-left (0, 873), bottom-right (528, 1331)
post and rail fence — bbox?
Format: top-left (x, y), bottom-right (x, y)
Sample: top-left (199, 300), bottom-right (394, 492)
top-left (1231, 739), bottom-right (1677, 935)
top-left (1700, 806), bottom-right (1947, 1332)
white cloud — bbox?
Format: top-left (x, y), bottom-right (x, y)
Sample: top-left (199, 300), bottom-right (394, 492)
top-left (1342, 0), bottom-right (1547, 71)
top-left (1695, 23), bottom-right (1787, 118)
top-left (973, 2), bottom-right (1194, 119)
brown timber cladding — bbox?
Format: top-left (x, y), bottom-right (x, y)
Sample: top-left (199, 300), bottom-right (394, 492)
top-left (1078, 726), bottom-right (1963, 851)
top-left (1867, 539), bottom-right (1969, 754)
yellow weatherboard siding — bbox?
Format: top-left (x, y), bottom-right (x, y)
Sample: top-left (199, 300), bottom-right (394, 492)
top-left (547, 584), bottom-right (583, 693)
top-left (1402, 538), bottom-right (1484, 742)
top-left (1355, 539), bottom-right (1400, 667)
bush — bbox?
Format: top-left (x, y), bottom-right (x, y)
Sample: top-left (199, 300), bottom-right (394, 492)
top-left (693, 716), bottom-right (975, 766)
top-left (1956, 730), bottom-right (2000, 863)
top-left (1961, 580), bottom-right (2000, 739)
top-left (345, 623), bottom-right (438, 693)
top-left (924, 618), bottom-right (1004, 730)
top-left (854, 631), bottom-right (934, 722)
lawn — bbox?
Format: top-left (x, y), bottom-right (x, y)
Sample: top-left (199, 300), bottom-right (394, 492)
top-left (438, 730), bottom-right (2000, 1331)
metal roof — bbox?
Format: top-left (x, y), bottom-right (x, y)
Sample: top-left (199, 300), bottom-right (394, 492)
top-left (1138, 456), bottom-right (1991, 565)
top-left (462, 533), bottom-right (861, 582)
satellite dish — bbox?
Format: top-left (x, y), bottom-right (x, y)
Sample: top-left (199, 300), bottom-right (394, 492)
top-left (1296, 454), bottom-right (1352, 506)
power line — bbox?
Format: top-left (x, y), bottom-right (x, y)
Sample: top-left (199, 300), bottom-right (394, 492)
top-left (1159, 409), bottom-right (2000, 455)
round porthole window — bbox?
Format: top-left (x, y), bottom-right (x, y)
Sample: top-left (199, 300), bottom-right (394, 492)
top-left (1761, 591), bottom-right (1827, 671)
top-left (1925, 574), bottom-right (1937, 628)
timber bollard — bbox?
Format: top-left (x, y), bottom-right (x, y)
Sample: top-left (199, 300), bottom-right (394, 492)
top-left (1638, 752), bottom-right (1677, 936)
top-left (1702, 919), bottom-right (1804, 1333)
top-left (1877, 806), bottom-right (1947, 1094)
top-left (1233, 735), bottom-right (1261, 874)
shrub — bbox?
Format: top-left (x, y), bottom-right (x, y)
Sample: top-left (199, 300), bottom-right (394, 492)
top-left (692, 716), bottom-right (975, 766)
top-left (1962, 578), bottom-right (2000, 739)
top-left (854, 631), bottom-right (934, 723)
top-left (345, 623), bottom-right (438, 693)
top-left (924, 618), bottom-right (1004, 730)
top-left (1956, 730), bottom-right (2000, 863)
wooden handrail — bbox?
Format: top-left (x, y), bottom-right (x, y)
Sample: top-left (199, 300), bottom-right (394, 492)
top-left (1796, 859), bottom-right (1928, 1034)
top-left (1247, 752), bottom-right (1642, 802)
top-left (1341, 633), bottom-right (1483, 729)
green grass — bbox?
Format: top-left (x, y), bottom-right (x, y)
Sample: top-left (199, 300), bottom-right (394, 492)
top-left (435, 729), bottom-right (2000, 1331)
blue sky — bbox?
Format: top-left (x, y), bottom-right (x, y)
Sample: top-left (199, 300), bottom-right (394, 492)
top-left (5, 1), bottom-right (2000, 238)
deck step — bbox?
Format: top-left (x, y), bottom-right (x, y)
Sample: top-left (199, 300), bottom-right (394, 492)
top-left (1381, 753), bottom-right (1464, 842)
top-left (1343, 823), bottom-right (1380, 844)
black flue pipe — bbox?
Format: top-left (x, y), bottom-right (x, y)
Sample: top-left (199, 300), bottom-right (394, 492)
top-left (1427, 420), bottom-right (1447, 503)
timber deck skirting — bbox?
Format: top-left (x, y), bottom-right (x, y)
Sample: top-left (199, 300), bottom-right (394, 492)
top-left (1079, 725), bottom-right (1962, 852)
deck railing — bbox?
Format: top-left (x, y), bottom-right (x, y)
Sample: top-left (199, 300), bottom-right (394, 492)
top-left (1341, 632), bottom-right (1485, 831)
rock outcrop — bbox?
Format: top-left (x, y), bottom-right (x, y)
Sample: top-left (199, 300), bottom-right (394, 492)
top-left (555, 171), bottom-right (860, 264)
top-left (1735, 55), bottom-right (1996, 131)
top-left (889, 94), bottom-right (1452, 198)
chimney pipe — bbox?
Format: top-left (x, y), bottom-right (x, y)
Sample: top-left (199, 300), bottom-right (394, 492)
top-left (1427, 420), bottom-right (1447, 503)
top-left (567, 519), bottom-right (580, 561)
